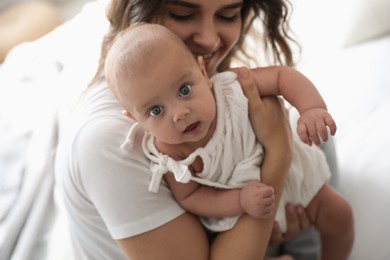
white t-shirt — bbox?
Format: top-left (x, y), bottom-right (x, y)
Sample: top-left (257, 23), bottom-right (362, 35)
top-left (55, 80), bottom-right (185, 259)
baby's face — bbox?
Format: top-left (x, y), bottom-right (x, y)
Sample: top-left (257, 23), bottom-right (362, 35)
top-left (123, 47), bottom-right (216, 146)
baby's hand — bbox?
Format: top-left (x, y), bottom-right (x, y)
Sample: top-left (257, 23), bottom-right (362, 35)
top-left (297, 108), bottom-right (337, 146)
top-left (240, 182), bottom-right (275, 219)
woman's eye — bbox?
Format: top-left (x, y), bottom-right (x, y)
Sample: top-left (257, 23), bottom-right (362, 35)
top-left (170, 12), bottom-right (194, 21)
top-left (217, 9), bottom-right (241, 22)
top-left (149, 105), bottom-right (164, 117)
top-left (178, 84), bottom-right (192, 97)
top-left (218, 14), bottom-right (239, 22)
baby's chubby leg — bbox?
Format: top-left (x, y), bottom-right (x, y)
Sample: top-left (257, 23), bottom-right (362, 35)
top-left (305, 183), bottom-right (354, 260)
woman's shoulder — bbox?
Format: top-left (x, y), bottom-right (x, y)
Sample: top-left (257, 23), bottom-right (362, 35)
top-left (57, 81), bottom-right (147, 167)
top-left (55, 111), bottom-right (150, 193)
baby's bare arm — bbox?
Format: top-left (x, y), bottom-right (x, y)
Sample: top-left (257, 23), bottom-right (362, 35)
top-left (250, 66), bottom-right (337, 145)
top-left (250, 66), bottom-right (325, 111)
top-left (156, 140), bottom-right (247, 217)
top-left (164, 173), bottom-right (275, 218)
top-left (164, 173), bottom-right (243, 217)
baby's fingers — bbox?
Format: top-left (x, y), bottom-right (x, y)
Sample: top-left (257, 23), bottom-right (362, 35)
top-left (316, 119), bottom-right (329, 143)
top-left (318, 114), bottom-right (337, 143)
top-left (324, 114), bottom-right (337, 135)
top-left (260, 203), bottom-right (275, 219)
top-left (297, 122), bottom-right (312, 146)
top-left (308, 123), bottom-right (323, 146)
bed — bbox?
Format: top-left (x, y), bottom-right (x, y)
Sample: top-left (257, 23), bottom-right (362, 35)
top-left (0, 0), bottom-right (389, 259)
top-left (290, 0), bottom-right (390, 259)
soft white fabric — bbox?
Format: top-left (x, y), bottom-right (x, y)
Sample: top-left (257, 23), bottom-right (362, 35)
top-left (342, 0), bottom-right (390, 46)
top-left (123, 71), bottom-right (331, 232)
top-left (55, 79), bottom-right (185, 259)
top-left (291, 0), bottom-right (390, 49)
top-left (293, 35), bottom-right (390, 260)
top-left (292, 3), bottom-right (390, 259)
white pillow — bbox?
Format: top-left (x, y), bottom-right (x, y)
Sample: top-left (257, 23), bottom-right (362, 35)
top-left (343, 0), bottom-right (390, 46)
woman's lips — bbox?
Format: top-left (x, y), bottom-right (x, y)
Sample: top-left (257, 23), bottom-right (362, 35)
top-left (202, 53), bottom-right (213, 64)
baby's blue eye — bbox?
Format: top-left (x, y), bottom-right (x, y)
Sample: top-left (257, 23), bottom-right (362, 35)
top-left (149, 105), bottom-right (164, 117)
top-left (179, 84), bottom-right (192, 97)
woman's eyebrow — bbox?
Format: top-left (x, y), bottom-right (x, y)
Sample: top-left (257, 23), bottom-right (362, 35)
top-left (170, 1), bottom-right (200, 8)
top-left (170, 1), bottom-right (243, 9)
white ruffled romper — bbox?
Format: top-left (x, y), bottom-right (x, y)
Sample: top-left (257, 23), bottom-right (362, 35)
top-left (122, 71), bottom-right (331, 232)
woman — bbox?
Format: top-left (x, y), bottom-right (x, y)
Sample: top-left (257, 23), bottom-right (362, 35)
top-left (55, 0), bottom-right (318, 259)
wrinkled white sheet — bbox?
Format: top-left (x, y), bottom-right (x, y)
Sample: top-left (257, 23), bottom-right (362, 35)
top-left (0, 1), bottom-right (108, 259)
top-left (0, 43), bottom-right (61, 260)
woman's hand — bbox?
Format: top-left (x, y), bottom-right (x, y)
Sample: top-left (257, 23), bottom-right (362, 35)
top-left (269, 204), bottom-right (312, 246)
top-left (234, 67), bottom-right (291, 151)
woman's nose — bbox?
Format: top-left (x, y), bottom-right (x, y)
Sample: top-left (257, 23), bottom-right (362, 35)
top-left (192, 20), bottom-right (220, 50)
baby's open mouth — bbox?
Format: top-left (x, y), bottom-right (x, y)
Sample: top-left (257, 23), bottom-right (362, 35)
top-left (183, 122), bottom-right (200, 134)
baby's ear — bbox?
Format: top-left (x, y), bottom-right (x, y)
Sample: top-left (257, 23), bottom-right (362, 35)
top-left (122, 110), bottom-right (136, 121)
top-left (196, 56), bottom-right (212, 88)
top-left (197, 56), bottom-right (206, 74)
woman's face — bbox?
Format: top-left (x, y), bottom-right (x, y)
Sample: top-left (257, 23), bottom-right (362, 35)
top-left (157, 0), bottom-right (243, 76)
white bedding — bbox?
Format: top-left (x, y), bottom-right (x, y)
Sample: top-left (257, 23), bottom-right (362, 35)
top-left (0, 1), bottom-right (108, 259)
top-left (0, 0), bottom-right (389, 259)
top-left (298, 36), bottom-right (390, 260)
top-left (290, 0), bottom-right (390, 258)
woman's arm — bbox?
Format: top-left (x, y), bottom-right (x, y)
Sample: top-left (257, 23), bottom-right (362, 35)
top-left (233, 67), bottom-right (312, 247)
top-left (235, 67), bottom-right (292, 204)
top-left (117, 213), bottom-right (210, 259)
top-left (208, 67), bottom-right (293, 259)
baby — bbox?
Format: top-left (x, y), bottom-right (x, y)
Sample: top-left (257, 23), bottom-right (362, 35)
top-left (105, 23), bottom-right (354, 259)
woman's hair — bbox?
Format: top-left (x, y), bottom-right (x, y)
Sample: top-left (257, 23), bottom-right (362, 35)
top-left (227, 0), bottom-right (298, 70)
top-left (90, 0), bottom-right (298, 86)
